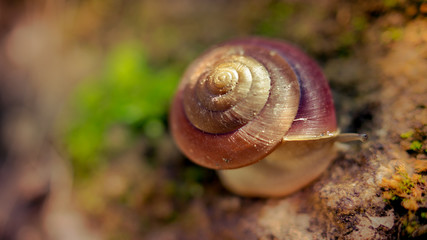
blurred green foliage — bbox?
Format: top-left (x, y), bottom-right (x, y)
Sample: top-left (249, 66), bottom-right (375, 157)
top-left (64, 42), bottom-right (180, 177)
top-left (255, 1), bottom-right (295, 36)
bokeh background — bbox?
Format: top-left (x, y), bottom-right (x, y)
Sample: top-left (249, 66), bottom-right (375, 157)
top-left (0, 0), bottom-right (426, 239)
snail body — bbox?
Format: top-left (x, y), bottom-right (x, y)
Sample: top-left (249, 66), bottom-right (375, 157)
top-left (170, 37), bottom-right (365, 197)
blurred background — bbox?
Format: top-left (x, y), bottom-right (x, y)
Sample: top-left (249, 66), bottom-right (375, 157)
top-left (0, 0), bottom-right (425, 239)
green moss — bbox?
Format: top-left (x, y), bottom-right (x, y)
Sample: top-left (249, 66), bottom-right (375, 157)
top-left (381, 165), bottom-right (427, 236)
top-left (400, 127), bottom-right (426, 154)
top-left (410, 141), bottom-right (423, 151)
top-left (400, 172), bottom-right (415, 193)
top-left (401, 130), bottom-right (414, 139)
top-left (64, 41), bottom-right (181, 178)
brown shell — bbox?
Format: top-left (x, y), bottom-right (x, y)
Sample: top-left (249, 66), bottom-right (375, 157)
top-left (170, 37), bottom-right (337, 170)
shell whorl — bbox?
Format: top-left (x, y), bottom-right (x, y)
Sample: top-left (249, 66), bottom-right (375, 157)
top-left (183, 54), bottom-right (271, 134)
top-left (171, 40), bottom-right (303, 169)
top-left (171, 38), bottom-right (338, 169)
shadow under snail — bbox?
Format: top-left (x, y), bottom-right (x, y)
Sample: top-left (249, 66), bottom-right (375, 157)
top-left (170, 37), bottom-right (367, 197)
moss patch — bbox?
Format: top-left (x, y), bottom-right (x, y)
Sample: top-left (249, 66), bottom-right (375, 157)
top-left (380, 164), bottom-right (427, 237)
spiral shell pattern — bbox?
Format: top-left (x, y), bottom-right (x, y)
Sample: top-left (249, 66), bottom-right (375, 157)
top-left (170, 37), bottom-right (337, 169)
top-left (183, 55), bottom-right (271, 134)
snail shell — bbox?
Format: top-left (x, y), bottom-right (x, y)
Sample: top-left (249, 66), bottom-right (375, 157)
top-left (170, 37), bottom-right (337, 170)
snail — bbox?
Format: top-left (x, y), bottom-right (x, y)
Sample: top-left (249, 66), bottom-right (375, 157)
top-left (169, 37), bottom-right (367, 197)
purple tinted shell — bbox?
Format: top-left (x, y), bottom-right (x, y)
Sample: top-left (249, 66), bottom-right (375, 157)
top-left (170, 37), bottom-right (337, 170)
top-left (226, 37), bottom-right (337, 139)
